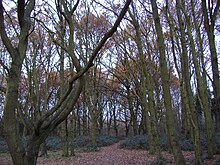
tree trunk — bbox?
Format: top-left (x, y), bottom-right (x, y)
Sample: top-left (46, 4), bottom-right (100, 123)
top-left (91, 112), bottom-right (98, 146)
top-left (175, 1), bottom-right (202, 163)
top-left (124, 110), bottom-right (130, 137)
top-left (13, 149), bottom-right (39, 165)
top-left (106, 109), bottom-right (111, 135)
top-left (126, 86), bottom-right (138, 136)
top-left (183, 0), bottom-right (214, 160)
top-left (77, 108), bottom-right (81, 136)
top-left (39, 141), bottom-right (48, 157)
top-left (61, 119), bottom-right (69, 157)
top-left (129, 6), bottom-right (161, 157)
top-left (70, 112), bottom-right (75, 156)
top-left (150, 0), bottom-right (185, 164)
top-left (82, 88), bottom-right (88, 135)
top-left (3, 61), bottom-right (40, 165)
top-left (113, 105), bottom-right (118, 136)
top-left (202, 0), bottom-right (220, 133)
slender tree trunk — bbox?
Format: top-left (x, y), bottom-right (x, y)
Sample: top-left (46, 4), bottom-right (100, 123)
top-left (129, 5), bottom-right (161, 157)
top-left (91, 112), bottom-right (98, 146)
top-left (61, 119), bottom-right (69, 157)
top-left (202, 1), bottom-right (220, 132)
top-left (77, 108), bottom-right (81, 136)
top-left (106, 109), bottom-right (111, 135)
top-left (113, 105), bottom-right (118, 136)
top-left (82, 88), bottom-right (88, 135)
top-left (150, 1), bottom-right (185, 164)
top-left (164, 7), bottom-right (191, 139)
top-left (127, 86), bottom-right (138, 136)
top-left (183, 0), bottom-right (214, 160)
top-left (175, 1), bottom-right (202, 163)
top-left (124, 110), bottom-right (130, 137)
top-left (70, 112), bottom-right (75, 156)
top-left (176, 0), bottom-right (202, 164)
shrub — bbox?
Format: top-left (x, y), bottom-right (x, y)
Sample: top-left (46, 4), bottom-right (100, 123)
top-left (159, 135), bottom-right (168, 151)
top-left (200, 133), bottom-right (208, 149)
top-left (81, 143), bottom-right (99, 152)
top-left (73, 135), bottom-right (121, 152)
top-left (120, 134), bottom-right (195, 151)
top-left (97, 135), bottom-right (121, 147)
top-left (74, 136), bottom-right (91, 148)
top-left (46, 136), bottom-right (61, 150)
top-left (179, 138), bottom-right (194, 151)
top-left (215, 133), bottom-right (220, 153)
top-left (119, 135), bottom-right (148, 150)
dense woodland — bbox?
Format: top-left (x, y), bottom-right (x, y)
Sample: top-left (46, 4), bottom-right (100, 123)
top-left (0, 0), bottom-right (219, 165)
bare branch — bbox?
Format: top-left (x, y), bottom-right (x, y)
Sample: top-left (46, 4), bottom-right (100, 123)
top-left (37, 0), bottom-right (132, 131)
top-left (68, 0), bottom-right (133, 84)
top-left (0, 1), bottom-right (16, 57)
top-left (18, 0), bottom-right (25, 28)
top-left (0, 85), bottom-right (6, 93)
top-left (213, 0), bottom-right (220, 23)
top-left (70, 0), bottom-right (80, 15)
top-left (0, 59), bottom-right (9, 73)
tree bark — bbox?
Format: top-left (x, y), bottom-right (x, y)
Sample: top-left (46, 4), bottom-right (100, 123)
top-left (182, 0), bottom-right (214, 160)
top-left (128, 4), bottom-right (161, 158)
top-left (202, 0), bottom-right (220, 133)
top-left (176, 0), bottom-right (202, 164)
top-left (150, 1), bottom-right (185, 164)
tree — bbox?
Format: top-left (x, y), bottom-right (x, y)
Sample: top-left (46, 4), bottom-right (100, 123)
top-left (174, 0), bottom-right (202, 163)
top-left (128, 1), bottom-right (161, 159)
top-left (150, 0), bottom-right (186, 164)
top-left (180, 0), bottom-right (214, 160)
top-left (0, 0), bottom-right (132, 164)
top-left (201, 1), bottom-right (220, 131)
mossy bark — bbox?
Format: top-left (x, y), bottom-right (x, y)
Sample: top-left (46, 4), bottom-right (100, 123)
top-left (202, 0), bottom-right (220, 134)
top-left (184, 0), bottom-right (214, 160)
top-left (175, 1), bottom-right (203, 163)
top-left (128, 5), bottom-right (162, 159)
top-left (70, 112), bottom-right (75, 156)
top-left (150, 1), bottom-right (185, 164)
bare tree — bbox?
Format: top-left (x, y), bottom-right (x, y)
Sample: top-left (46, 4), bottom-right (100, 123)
top-left (0, 0), bottom-right (132, 164)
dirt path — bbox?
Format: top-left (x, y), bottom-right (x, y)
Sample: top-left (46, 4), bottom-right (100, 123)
top-left (0, 142), bottom-right (220, 165)
top-left (37, 142), bottom-right (220, 165)
top-left (38, 142), bottom-right (153, 165)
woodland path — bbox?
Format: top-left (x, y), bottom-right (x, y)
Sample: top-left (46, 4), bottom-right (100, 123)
top-left (0, 142), bottom-right (220, 164)
top-left (37, 142), bottom-right (152, 165)
top-left (30, 142), bottom-right (220, 165)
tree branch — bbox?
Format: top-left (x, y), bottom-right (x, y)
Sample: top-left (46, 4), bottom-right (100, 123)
top-left (0, 59), bottom-right (9, 73)
top-left (70, 0), bottom-right (80, 15)
top-left (0, 85), bottom-right (6, 93)
top-left (37, 0), bottom-right (132, 131)
top-left (18, 0), bottom-right (25, 28)
top-left (213, 0), bottom-right (220, 23)
top-left (0, 0), bottom-right (16, 57)
top-left (69, 0), bottom-right (132, 84)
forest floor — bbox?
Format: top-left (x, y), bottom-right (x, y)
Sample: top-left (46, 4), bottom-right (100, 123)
top-left (0, 142), bottom-right (220, 165)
